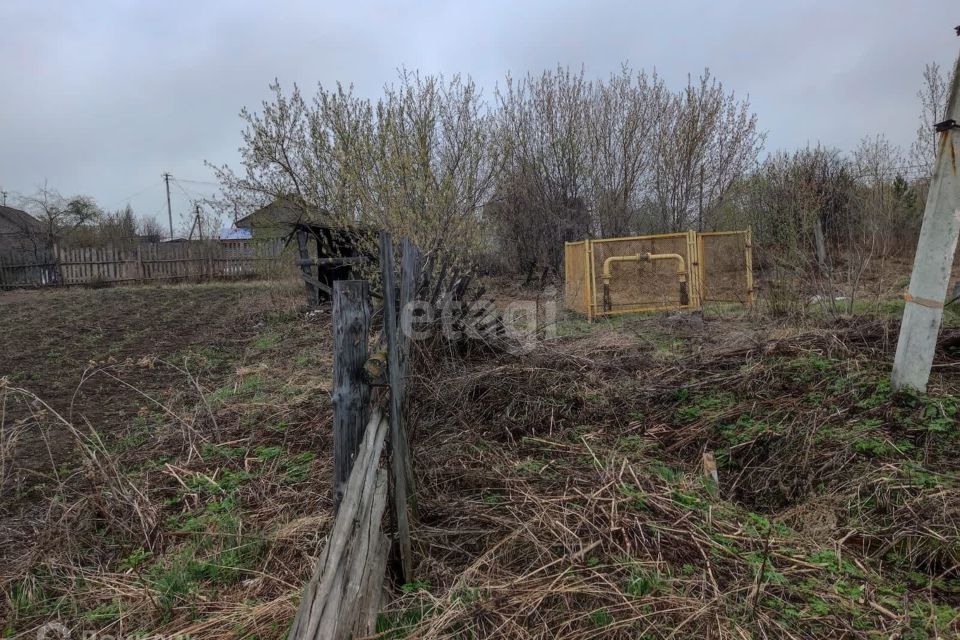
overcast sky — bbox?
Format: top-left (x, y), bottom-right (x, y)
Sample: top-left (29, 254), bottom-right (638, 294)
top-left (1, 1), bottom-right (958, 228)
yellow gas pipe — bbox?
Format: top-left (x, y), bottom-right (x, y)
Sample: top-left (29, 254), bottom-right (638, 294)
top-left (601, 253), bottom-right (688, 311)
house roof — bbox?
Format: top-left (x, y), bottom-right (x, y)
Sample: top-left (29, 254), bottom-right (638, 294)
top-left (0, 205), bottom-right (41, 231)
top-left (220, 227), bottom-right (253, 240)
top-left (235, 198), bottom-right (308, 228)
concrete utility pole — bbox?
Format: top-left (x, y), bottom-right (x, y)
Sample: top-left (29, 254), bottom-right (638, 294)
top-left (162, 172), bottom-right (173, 239)
top-left (892, 42), bottom-right (960, 392)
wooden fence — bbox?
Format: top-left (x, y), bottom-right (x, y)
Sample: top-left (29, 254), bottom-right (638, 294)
top-left (0, 239), bottom-right (288, 288)
top-left (290, 232), bottom-right (417, 639)
top-left (290, 232), bottom-right (508, 639)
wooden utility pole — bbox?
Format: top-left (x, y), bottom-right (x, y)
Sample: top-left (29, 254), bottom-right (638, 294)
top-left (162, 172), bottom-right (173, 239)
top-left (188, 203), bottom-right (204, 241)
top-left (892, 43), bottom-right (960, 392)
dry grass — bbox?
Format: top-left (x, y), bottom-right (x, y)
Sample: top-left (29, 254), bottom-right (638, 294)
top-left (1, 283), bottom-right (958, 639)
top-left (1, 281), bottom-right (332, 638)
top-left (395, 314), bottom-right (960, 638)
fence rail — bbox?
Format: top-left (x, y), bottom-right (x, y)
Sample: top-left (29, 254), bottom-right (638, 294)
top-left (0, 240), bottom-right (287, 288)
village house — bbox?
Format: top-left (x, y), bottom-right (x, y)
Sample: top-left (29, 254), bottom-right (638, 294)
top-left (0, 205), bottom-right (47, 258)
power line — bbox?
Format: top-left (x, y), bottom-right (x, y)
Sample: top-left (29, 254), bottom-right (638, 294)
top-left (172, 182), bottom-right (218, 210)
top-left (172, 180), bottom-right (193, 201)
top-left (104, 179), bottom-right (164, 209)
top-left (174, 177), bottom-right (220, 187)
top-left (170, 177), bottom-right (219, 203)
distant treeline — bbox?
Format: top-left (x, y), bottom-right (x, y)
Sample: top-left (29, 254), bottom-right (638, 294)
top-left (213, 62), bottom-right (940, 293)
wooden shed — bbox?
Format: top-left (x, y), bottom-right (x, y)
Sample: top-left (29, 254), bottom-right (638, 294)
top-left (292, 222), bottom-right (376, 306)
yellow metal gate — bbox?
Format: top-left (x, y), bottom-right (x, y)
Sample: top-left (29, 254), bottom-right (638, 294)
top-left (696, 230), bottom-right (754, 305)
top-left (563, 229), bottom-right (753, 319)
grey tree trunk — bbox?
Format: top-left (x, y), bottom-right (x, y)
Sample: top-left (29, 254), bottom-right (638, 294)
top-left (813, 216), bottom-right (829, 274)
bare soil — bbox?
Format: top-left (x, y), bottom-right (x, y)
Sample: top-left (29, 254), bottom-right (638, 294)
top-left (0, 283), bottom-right (312, 563)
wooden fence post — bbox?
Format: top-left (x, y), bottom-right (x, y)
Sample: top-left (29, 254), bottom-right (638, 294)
top-left (397, 238), bottom-right (421, 516)
top-left (379, 231), bottom-right (413, 583)
top-left (332, 280), bottom-right (371, 510)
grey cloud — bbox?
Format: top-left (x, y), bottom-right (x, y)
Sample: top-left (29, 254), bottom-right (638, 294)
top-left (1, 0), bottom-right (957, 221)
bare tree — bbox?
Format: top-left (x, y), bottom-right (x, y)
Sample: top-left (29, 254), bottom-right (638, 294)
top-left (138, 216), bottom-right (165, 243)
top-left (74, 204), bottom-right (139, 248)
top-left (493, 66), bottom-right (594, 272)
top-left (19, 184), bottom-right (101, 247)
top-left (909, 62), bottom-right (948, 176)
top-left (851, 135), bottom-right (916, 253)
top-left (649, 70), bottom-right (765, 233)
top-left (212, 71), bottom-right (500, 257)
top-left (214, 63), bottom-right (764, 276)
top-left (588, 66), bottom-right (669, 237)
top-left (732, 147), bottom-right (858, 313)
top-left (358, 70), bottom-right (501, 252)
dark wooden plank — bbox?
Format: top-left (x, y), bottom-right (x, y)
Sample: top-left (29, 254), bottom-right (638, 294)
top-left (379, 230), bottom-right (413, 583)
top-left (454, 273), bottom-right (472, 301)
top-left (440, 268), bottom-right (461, 306)
top-left (332, 280), bottom-right (371, 510)
top-left (398, 237), bottom-right (422, 371)
top-left (297, 229), bottom-right (319, 307)
top-left (56, 246), bottom-right (66, 284)
top-left (302, 273), bottom-right (333, 296)
top-left (397, 238), bottom-right (421, 515)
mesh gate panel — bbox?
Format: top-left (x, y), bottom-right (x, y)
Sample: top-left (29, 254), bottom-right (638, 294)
top-left (563, 241), bottom-right (589, 315)
top-left (698, 232), bottom-right (750, 303)
top-left (563, 230), bottom-right (751, 318)
top-left (590, 235), bottom-right (691, 312)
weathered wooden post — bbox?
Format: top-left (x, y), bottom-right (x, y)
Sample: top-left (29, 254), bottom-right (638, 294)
top-left (379, 231), bottom-right (413, 582)
top-left (397, 238), bottom-right (421, 515)
top-left (398, 238), bottom-right (422, 379)
top-left (331, 279), bottom-right (371, 510)
top-left (892, 47), bottom-right (960, 392)
top-left (297, 228), bottom-right (318, 307)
